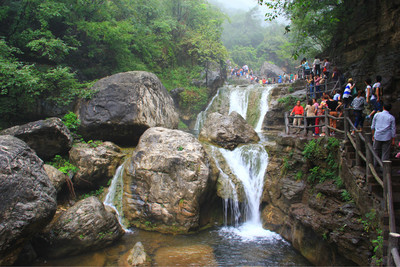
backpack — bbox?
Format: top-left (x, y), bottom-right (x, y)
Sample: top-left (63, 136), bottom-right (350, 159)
top-left (373, 83), bottom-right (383, 97)
top-left (352, 86), bottom-right (357, 97)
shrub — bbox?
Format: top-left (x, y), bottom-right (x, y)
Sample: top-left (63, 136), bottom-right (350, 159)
top-left (48, 155), bottom-right (78, 175)
top-left (62, 111), bottom-right (81, 133)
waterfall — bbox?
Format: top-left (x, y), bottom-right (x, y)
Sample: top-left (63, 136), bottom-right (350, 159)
top-left (104, 160), bottom-right (132, 233)
top-left (219, 144), bottom-right (268, 226)
top-left (228, 87), bottom-right (249, 119)
top-left (194, 88), bottom-right (221, 133)
top-left (195, 83), bottom-right (280, 240)
top-left (210, 146), bottom-right (241, 227)
top-left (255, 85), bottom-right (273, 132)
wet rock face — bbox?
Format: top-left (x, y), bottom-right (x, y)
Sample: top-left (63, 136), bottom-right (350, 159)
top-left (0, 135), bottom-right (57, 266)
top-left (69, 141), bottom-right (124, 190)
top-left (0, 117), bottom-right (73, 160)
top-left (77, 71), bottom-right (179, 146)
top-left (123, 127), bottom-right (213, 233)
top-left (33, 196), bottom-right (124, 258)
top-left (199, 112), bottom-right (260, 150)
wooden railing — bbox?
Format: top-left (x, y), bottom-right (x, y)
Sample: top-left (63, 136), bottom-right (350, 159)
top-left (285, 108), bottom-right (399, 266)
top-left (284, 109), bottom-right (344, 136)
top-left (305, 79), bottom-right (341, 101)
top-left (344, 110), bottom-right (399, 266)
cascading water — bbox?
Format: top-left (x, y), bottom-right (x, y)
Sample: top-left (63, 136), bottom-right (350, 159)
top-left (210, 146), bottom-right (241, 227)
top-left (41, 82), bottom-right (310, 266)
top-left (194, 88), bottom-right (221, 133)
top-left (255, 86), bottom-right (273, 132)
top-left (219, 145), bottom-right (267, 226)
top-left (207, 83), bottom-right (280, 240)
top-left (228, 86), bottom-right (250, 119)
top-left (103, 160), bottom-right (132, 233)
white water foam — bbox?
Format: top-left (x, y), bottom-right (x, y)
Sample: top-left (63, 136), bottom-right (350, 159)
top-left (229, 87), bottom-right (249, 119)
top-left (255, 85), bottom-right (274, 132)
top-left (219, 223), bottom-right (283, 242)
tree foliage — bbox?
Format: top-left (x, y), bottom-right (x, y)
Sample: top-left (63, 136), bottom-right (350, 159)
top-left (0, 0), bottom-right (227, 127)
top-left (221, 7), bottom-right (296, 71)
top-left (257, 0), bottom-right (345, 58)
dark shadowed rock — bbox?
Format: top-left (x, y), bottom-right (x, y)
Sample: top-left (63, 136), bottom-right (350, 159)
top-left (33, 196), bottom-right (124, 258)
top-left (69, 142), bottom-right (125, 190)
top-left (0, 117), bottom-right (73, 160)
top-left (77, 71), bottom-right (179, 145)
top-left (199, 112), bottom-right (260, 150)
top-left (0, 135), bottom-right (57, 265)
top-left (123, 127), bottom-right (214, 233)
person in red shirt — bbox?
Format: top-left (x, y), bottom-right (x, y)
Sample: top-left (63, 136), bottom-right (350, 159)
top-left (290, 100), bottom-right (304, 133)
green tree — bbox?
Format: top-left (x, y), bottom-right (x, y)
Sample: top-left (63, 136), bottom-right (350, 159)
top-left (258, 0), bottom-right (345, 58)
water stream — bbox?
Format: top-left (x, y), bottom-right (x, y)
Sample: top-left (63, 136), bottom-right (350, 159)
top-left (36, 83), bottom-right (310, 266)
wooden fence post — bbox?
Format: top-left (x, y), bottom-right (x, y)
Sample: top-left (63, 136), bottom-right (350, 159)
top-left (383, 160), bottom-right (392, 213)
top-left (303, 113), bottom-right (307, 136)
top-left (355, 133), bottom-right (362, 166)
top-left (285, 112), bottom-right (289, 134)
top-left (365, 133), bottom-right (373, 182)
top-left (324, 109), bottom-right (329, 136)
top-left (344, 109), bottom-right (349, 141)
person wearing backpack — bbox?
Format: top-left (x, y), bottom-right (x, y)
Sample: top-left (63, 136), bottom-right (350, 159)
top-left (372, 75), bottom-right (382, 102)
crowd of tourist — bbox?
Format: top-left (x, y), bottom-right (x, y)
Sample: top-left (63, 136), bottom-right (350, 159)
top-left (230, 65), bottom-right (299, 84)
top-left (289, 57), bottom-right (397, 165)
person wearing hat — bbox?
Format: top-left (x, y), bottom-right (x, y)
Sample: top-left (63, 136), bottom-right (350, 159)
top-left (342, 78), bottom-right (355, 108)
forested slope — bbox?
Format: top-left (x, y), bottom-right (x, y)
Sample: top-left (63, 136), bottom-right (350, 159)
top-left (0, 0), bottom-right (227, 127)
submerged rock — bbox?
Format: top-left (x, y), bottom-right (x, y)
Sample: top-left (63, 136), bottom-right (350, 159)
top-left (123, 127), bottom-right (214, 233)
top-left (69, 141), bottom-right (125, 190)
top-left (199, 112), bottom-right (259, 150)
top-left (127, 242), bottom-right (147, 266)
top-left (154, 244), bottom-right (217, 266)
top-left (33, 196), bottom-right (124, 258)
top-left (0, 117), bottom-right (73, 160)
top-left (77, 71), bottom-right (179, 145)
top-left (0, 135), bottom-right (57, 265)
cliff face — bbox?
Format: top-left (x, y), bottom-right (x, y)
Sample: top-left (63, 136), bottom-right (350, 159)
top-left (328, 0), bottom-right (400, 115)
top-left (262, 134), bottom-right (378, 266)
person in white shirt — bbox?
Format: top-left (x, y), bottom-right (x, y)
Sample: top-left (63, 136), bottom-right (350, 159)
top-left (371, 103), bottom-right (396, 164)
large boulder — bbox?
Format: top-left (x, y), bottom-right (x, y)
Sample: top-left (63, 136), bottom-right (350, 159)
top-left (123, 127), bottom-right (214, 233)
top-left (199, 112), bottom-right (260, 150)
top-left (77, 71), bottom-right (179, 145)
top-left (33, 196), bottom-right (124, 258)
top-left (0, 117), bottom-right (73, 160)
top-left (259, 61), bottom-right (285, 78)
top-left (69, 141), bottom-right (125, 190)
top-left (0, 135), bottom-right (57, 265)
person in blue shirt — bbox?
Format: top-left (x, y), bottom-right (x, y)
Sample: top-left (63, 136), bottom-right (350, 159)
top-left (371, 103), bottom-right (396, 164)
